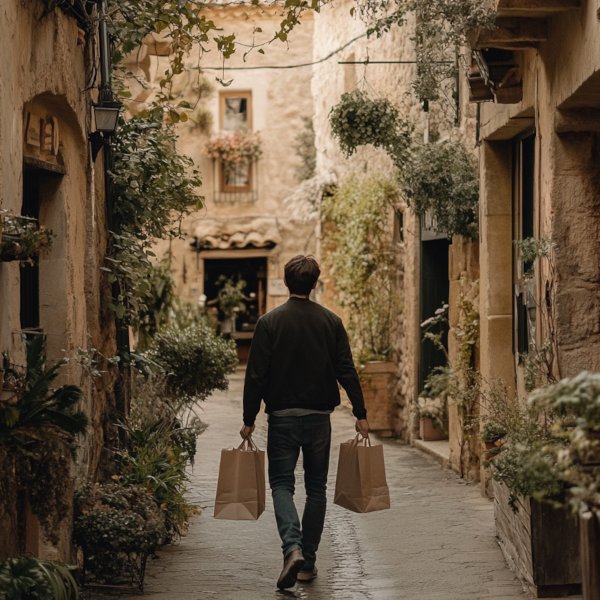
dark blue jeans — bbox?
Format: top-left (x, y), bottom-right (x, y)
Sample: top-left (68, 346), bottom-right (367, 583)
top-left (267, 414), bottom-right (331, 569)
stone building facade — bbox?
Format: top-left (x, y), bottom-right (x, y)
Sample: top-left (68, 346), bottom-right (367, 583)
top-left (0, 1), bottom-right (114, 560)
top-left (471, 0), bottom-right (600, 483)
top-left (310, 0), bottom-right (480, 462)
top-left (131, 5), bottom-right (318, 359)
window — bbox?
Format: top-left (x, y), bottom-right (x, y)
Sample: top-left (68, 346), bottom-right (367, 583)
top-left (512, 132), bottom-right (536, 357)
top-left (220, 91), bottom-right (252, 132)
top-left (216, 91), bottom-right (255, 198)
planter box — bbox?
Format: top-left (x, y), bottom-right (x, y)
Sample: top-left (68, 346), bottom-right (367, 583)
top-left (419, 416), bottom-right (447, 441)
top-left (579, 510), bottom-right (600, 600)
top-left (360, 361), bottom-right (396, 435)
top-left (494, 481), bottom-right (581, 597)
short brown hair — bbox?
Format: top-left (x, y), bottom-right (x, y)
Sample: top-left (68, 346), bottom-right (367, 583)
top-left (284, 255), bottom-right (320, 296)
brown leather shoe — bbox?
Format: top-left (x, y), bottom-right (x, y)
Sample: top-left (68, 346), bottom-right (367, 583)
top-left (276, 549), bottom-right (304, 589)
top-left (297, 566), bottom-right (318, 582)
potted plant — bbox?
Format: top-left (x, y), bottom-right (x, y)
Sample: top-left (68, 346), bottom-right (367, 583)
top-left (486, 384), bottom-right (581, 597)
top-left (0, 336), bottom-right (87, 547)
top-left (481, 420), bottom-right (507, 451)
top-left (73, 482), bottom-right (166, 591)
top-left (417, 366), bottom-right (451, 441)
top-left (329, 89), bottom-right (412, 161)
top-left (145, 318), bottom-right (238, 405)
top-left (417, 395), bottom-right (447, 442)
top-left (0, 214), bottom-right (54, 263)
top-left (529, 372), bottom-right (600, 600)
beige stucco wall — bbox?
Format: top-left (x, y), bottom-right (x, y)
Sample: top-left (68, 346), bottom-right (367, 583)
top-left (0, 1), bottom-right (113, 560)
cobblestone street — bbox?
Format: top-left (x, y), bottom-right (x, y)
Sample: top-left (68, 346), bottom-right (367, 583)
top-left (120, 373), bottom-right (537, 600)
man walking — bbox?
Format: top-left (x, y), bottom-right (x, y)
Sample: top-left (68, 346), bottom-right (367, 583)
top-left (240, 255), bottom-right (369, 589)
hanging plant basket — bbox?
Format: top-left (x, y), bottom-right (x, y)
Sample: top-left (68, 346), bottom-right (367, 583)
top-left (0, 214), bottom-right (54, 263)
top-left (329, 90), bottom-right (412, 160)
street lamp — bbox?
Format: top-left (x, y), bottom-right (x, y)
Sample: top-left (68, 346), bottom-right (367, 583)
top-left (92, 99), bottom-right (122, 134)
top-left (88, 0), bottom-right (122, 161)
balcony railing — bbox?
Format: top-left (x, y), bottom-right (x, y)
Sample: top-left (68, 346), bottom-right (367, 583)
top-left (211, 159), bottom-right (259, 206)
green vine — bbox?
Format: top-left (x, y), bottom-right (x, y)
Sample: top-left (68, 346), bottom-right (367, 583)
top-left (322, 175), bottom-right (401, 363)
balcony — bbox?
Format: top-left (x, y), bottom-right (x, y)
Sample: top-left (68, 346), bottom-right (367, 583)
top-left (211, 158), bottom-right (259, 206)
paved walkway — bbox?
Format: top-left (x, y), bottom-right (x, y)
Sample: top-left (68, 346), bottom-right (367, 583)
top-left (124, 374), bottom-right (533, 600)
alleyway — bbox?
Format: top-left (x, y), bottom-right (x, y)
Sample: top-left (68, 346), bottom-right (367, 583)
top-left (123, 373), bottom-right (532, 600)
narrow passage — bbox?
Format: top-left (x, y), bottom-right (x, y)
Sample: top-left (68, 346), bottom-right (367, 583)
top-left (127, 373), bottom-right (530, 600)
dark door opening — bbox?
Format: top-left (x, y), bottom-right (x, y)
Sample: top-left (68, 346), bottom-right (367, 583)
top-left (419, 239), bottom-right (450, 392)
top-left (203, 256), bottom-right (267, 360)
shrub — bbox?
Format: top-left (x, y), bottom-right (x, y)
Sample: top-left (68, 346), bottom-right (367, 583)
top-left (115, 418), bottom-right (201, 539)
top-left (73, 482), bottom-right (165, 585)
top-left (401, 139), bottom-right (479, 239)
top-left (146, 320), bottom-right (238, 404)
top-left (322, 175), bottom-right (401, 362)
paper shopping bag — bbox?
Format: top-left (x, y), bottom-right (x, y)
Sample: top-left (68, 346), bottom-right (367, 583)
top-left (214, 437), bottom-right (265, 520)
top-left (334, 434), bottom-right (390, 513)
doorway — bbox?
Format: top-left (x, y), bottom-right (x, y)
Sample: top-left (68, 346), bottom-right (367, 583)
top-left (203, 256), bottom-right (268, 360)
top-left (419, 238), bottom-right (450, 392)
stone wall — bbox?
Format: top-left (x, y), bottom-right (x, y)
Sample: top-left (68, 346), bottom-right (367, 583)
top-left (478, 1), bottom-right (600, 409)
top-left (0, 1), bottom-right (113, 560)
top-left (130, 6), bottom-right (318, 313)
top-left (311, 1), bottom-right (478, 443)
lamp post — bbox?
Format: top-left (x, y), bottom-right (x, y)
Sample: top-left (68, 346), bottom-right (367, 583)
top-left (88, 0), bottom-right (122, 160)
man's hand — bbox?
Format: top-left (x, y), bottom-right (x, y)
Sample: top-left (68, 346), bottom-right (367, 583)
top-left (355, 419), bottom-right (369, 438)
top-left (240, 424), bottom-right (255, 440)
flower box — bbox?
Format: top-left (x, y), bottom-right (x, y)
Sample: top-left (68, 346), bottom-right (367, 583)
top-left (0, 215), bottom-right (53, 262)
top-left (494, 481), bottom-right (581, 597)
top-left (579, 509), bottom-right (600, 600)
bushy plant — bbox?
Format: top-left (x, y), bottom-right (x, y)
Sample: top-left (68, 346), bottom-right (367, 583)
top-left (216, 275), bottom-right (247, 320)
top-left (114, 418), bottom-right (199, 539)
top-left (484, 383), bottom-right (568, 509)
top-left (329, 90), bottom-right (412, 161)
top-left (0, 336), bottom-right (86, 545)
top-left (481, 421), bottom-right (507, 444)
top-left (293, 116), bottom-right (316, 181)
top-left (0, 214), bottom-right (54, 264)
top-left (146, 320), bottom-right (238, 403)
top-left (528, 372), bottom-right (600, 512)
top-left (111, 111), bottom-right (203, 238)
top-left (322, 175), bottom-right (402, 362)
top-left (401, 139), bottom-right (479, 239)
top-left (0, 557), bottom-right (79, 600)
top-left (73, 482), bottom-right (165, 585)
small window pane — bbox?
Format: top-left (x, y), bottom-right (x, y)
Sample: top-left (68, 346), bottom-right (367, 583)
top-left (223, 97), bottom-right (248, 132)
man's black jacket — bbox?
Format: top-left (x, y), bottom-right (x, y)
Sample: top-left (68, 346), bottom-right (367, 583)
top-left (243, 297), bottom-right (367, 426)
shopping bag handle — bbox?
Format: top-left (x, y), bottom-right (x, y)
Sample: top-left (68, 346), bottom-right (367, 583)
top-left (352, 433), bottom-right (371, 447)
top-left (238, 436), bottom-right (259, 451)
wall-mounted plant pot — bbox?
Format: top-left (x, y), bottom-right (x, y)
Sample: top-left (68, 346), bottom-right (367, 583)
top-left (494, 481), bottom-right (581, 597)
top-left (0, 241), bottom-right (32, 262)
top-left (360, 361), bottom-right (396, 436)
top-left (419, 416), bottom-right (446, 441)
top-left (579, 509), bottom-right (600, 600)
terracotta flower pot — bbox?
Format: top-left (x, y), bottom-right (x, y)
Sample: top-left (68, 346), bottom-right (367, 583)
top-left (419, 416), bottom-right (446, 442)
